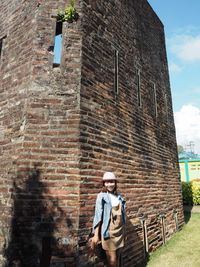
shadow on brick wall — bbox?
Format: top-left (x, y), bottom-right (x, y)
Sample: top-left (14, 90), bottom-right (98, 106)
top-left (80, 216), bottom-right (147, 267)
top-left (4, 164), bottom-right (75, 267)
top-left (122, 217), bottom-right (148, 267)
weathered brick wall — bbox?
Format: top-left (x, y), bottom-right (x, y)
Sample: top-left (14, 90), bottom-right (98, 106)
top-left (78, 0), bottom-right (184, 266)
top-left (0, 1), bottom-right (37, 265)
top-left (0, 0), bottom-right (184, 266)
top-left (0, 0), bottom-right (82, 266)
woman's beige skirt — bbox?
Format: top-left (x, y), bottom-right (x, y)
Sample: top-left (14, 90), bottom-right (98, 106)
top-left (102, 204), bottom-right (124, 251)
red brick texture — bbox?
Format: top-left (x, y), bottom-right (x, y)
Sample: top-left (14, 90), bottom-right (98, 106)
top-left (0, 0), bottom-right (184, 266)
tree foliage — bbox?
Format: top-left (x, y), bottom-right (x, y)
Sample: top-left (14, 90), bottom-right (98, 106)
top-left (178, 145), bottom-right (184, 154)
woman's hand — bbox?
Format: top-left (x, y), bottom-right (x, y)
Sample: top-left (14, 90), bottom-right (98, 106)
top-left (89, 224), bottom-right (101, 251)
top-left (90, 235), bottom-right (100, 250)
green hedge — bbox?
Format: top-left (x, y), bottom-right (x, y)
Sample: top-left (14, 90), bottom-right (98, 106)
top-left (182, 180), bottom-right (200, 205)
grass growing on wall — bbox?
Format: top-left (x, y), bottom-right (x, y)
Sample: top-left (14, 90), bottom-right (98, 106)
top-left (144, 212), bottom-right (200, 267)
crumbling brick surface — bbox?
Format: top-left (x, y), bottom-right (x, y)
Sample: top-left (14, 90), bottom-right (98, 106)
top-left (0, 0), bottom-right (184, 266)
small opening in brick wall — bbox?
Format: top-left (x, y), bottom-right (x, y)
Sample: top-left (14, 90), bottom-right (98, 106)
top-left (40, 236), bottom-right (51, 267)
top-left (53, 21), bottom-right (63, 68)
top-left (164, 93), bottom-right (169, 123)
top-left (114, 49), bottom-right (119, 95)
top-left (0, 40), bottom-right (2, 59)
top-left (137, 69), bottom-right (142, 107)
top-left (0, 35), bottom-right (6, 61)
top-left (152, 82), bottom-right (158, 118)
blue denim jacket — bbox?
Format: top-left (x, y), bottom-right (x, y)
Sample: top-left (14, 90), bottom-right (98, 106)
top-left (93, 192), bottom-right (126, 239)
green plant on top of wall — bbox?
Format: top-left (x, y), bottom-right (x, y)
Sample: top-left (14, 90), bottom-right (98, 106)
top-left (57, 0), bottom-right (79, 23)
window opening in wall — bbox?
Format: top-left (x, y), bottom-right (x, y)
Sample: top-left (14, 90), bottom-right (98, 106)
top-left (53, 21), bottom-right (63, 67)
top-left (40, 237), bottom-right (51, 267)
top-left (164, 93), bottom-right (169, 122)
top-left (0, 36), bottom-right (6, 61)
top-left (137, 69), bottom-right (141, 107)
top-left (152, 82), bottom-right (157, 117)
top-left (0, 40), bottom-right (3, 59)
top-left (140, 217), bottom-right (149, 258)
top-left (114, 49), bottom-right (119, 95)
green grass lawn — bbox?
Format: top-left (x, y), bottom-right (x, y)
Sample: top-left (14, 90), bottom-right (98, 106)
top-left (145, 212), bottom-right (200, 267)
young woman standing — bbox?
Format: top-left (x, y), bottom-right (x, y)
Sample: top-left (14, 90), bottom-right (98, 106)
top-left (91, 172), bottom-right (126, 267)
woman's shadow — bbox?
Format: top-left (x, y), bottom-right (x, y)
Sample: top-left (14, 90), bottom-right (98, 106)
top-left (121, 216), bottom-right (149, 267)
top-left (4, 164), bottom-right (75, 267)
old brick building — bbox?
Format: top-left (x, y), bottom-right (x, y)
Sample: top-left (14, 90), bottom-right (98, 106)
top-left (0, 0), bottom-right (184, 266)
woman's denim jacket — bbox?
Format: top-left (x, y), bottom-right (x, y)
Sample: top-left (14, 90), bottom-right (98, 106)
top-left (93, 192), bottom-right (126, 239)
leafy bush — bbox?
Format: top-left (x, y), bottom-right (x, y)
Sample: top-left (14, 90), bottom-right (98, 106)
top-left (182, 180), bottom-right (200, 205)
top-left (57, 0), bottom-right (78, 23)
top-left (182, 182), bottom-right (193, 205)
top-left (192, 181), bottom-right (200, 204)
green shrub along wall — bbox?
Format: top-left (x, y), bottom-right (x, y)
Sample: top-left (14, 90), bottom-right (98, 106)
top-left (182, 180), bottom-right (200, 205)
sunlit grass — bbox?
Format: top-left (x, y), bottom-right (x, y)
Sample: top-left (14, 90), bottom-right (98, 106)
top-left (145, 212), bottom-right (200, 267)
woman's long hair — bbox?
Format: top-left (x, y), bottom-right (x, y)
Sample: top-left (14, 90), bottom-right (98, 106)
top-left (101, 181), bottom-right (118, 195)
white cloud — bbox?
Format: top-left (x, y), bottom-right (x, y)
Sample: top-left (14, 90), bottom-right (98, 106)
top-left (192, 87), bottom-right (200, 94)
top-left (174, 105), bottom-right (200, 154)
top-left (169, 34), bottom-right (200, 63)
top-left (168, 62), bottom-right (182, 73)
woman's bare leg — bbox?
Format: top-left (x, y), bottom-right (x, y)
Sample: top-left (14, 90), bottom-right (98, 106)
top-left (105, 250), bottom-right (117, 267)
top-left (116, 248), bottom-right (122, 267)
top-left (105, 248), bottom-right (123, 267)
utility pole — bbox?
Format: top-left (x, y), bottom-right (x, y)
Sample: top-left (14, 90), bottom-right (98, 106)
top-left (186, 141), bottom-right (195, 154)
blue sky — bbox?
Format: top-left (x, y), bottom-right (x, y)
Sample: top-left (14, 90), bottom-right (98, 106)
top-left (148, 0), bottom-right (200, 154)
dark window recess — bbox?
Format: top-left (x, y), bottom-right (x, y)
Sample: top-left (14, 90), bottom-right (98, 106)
top-left (152, 82), bottom-right (158, 117)
top-left (40, 237), bottom-right (51, 267)
top-left (53, 21), bottom-right (63, 67)
top-left (0, 40), bottom-right (2, 59)
top-left (137, 69), bottom-right (141, 107)
top-left (114, 49), bottom-right (119, 95)
top-left (164, 93), bottom-right (169, 123)
top-left (0, 36), bottom-right (6, 60)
